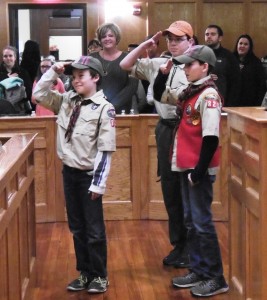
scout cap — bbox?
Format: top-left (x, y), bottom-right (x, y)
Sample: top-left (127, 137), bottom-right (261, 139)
top-left (173, 45), bottom-right (217, 67)
top-left (162, 21), bottom-right (193, 38)
top-left (71, 56), bottom-right (105, 76)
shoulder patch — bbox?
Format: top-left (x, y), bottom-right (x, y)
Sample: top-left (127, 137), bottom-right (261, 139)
top-left (107, 108), bottom-right (116, 118)
top-left (204, 93), bottom-right (220, 108)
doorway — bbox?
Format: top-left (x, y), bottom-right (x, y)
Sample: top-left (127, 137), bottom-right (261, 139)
top-left (9, 4), bottom-right (87, 60)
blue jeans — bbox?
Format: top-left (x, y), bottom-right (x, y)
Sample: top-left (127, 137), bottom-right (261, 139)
top-left (180, 171), bottom-right (223, 279)
top-left (62, 165), bottom-right (107, 280)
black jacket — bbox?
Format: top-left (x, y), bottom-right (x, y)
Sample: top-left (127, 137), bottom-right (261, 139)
top-left (234, 54), bottom-right (266, 106)
top-left (212, 46), bottom-right (241, 106)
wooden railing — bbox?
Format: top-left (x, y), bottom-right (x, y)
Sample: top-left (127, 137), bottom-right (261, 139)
top-left (0, 114), bottom-right (228, 223)
top-left (0, 133), bottom-right (37, 300)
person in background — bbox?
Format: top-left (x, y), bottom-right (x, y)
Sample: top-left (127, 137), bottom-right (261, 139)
top-left (166, 45), bottom-right (229, 297)
top-left (141, 34), bottom-right (160, 113)
top-left (20, 40), bottom-right (41, 84)
top-left (90, 22), bottom-right (137, 114)
top-left (31, 57), bottom-right (65, 116)
top-left (233, 34), bottom-right (266, 106)
top-left (0, 45), bottom-right (32, 113)
top-left (192, 35), bottom-right (199, 46)
top-left (33, 56), bottom-right (116, 294)
top-left (88, 39), bottom-right (102, 54)
top-left (127, 43), bottom-right (139, 53)
top-left (127, 43), bottom-right (148, 113)
top-left (204, 24), bottom-right (241, 106)
top-left (120, 20), bottom-right (195, 268)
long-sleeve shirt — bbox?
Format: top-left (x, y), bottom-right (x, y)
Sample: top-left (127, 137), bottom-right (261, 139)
top-left (33, 67), bottom-right (116, 194)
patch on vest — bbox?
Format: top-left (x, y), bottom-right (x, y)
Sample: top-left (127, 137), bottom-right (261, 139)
top-left (185, 104), bottom-right (201, 125)
top-left (205, 93), bottom-right (219, 108)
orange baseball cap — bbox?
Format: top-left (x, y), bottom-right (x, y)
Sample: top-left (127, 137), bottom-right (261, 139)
top-left (162, 21), bottom-right (193, 38)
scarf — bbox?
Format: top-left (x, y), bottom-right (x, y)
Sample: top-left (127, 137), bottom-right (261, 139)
top-left (176, 78), bottom-right (219, 119)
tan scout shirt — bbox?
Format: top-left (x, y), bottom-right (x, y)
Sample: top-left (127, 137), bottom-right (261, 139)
top-left (132, 57), bottom-right (188, 119)
top-left (33, 68), bottom-right (116, 194)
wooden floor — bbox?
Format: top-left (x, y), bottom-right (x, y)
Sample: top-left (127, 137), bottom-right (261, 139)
top-left (33, 220), bottom-right (232, 300)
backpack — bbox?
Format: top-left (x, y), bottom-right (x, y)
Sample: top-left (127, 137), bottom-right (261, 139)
top-left (0, 77), bottom-right (27, 105)
top-left (0, 77), bottom-right (28, 114)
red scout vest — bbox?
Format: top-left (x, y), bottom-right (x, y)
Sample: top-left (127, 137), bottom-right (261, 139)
top-left (176, 90), bottom-right (220, 169)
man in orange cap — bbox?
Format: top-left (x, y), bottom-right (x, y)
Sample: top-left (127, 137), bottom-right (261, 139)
top-left (120, 20), bottom-right (194, 268)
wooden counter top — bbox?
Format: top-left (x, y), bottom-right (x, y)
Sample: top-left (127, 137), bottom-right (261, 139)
top-left (223, 106), bottom-right (267, 122)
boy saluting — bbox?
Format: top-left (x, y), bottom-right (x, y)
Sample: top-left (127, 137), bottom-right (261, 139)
top-left (33, 56), bottom-right (116, 294)
top-left (155, 45), bottom-right (229, 297)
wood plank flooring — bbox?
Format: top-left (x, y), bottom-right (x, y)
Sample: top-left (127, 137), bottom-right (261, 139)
top-left (33, 220), bottom-right (231, 300)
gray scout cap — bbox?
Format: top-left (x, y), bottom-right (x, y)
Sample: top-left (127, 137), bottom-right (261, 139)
top-left (71, 56), bottom-right (105, 76)
top-left (173, 45), bottom-right (217, 67)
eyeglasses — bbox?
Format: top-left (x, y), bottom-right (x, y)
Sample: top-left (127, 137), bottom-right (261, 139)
top-left (41, 65), bottom-right (51, 69)
top-left (166, 36), bottom-right (188, 44)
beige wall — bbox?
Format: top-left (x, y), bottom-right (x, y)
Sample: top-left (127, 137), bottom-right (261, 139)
top-left (1, 0), bottom-right (267, 57)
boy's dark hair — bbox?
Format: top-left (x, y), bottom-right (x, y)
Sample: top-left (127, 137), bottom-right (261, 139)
top-left (207, 25), bottom-right (223, 37)
top-left (198, 60), bottom-right (214, 74)
top-left (88, 68), bottom-right (102, 89)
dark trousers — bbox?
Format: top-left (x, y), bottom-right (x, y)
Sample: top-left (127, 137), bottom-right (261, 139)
top-left (62, 165), bottom-right (107, 280)
top-left (180, 171), bottom-right (223, 278)
top-left (155, 119), bottom-right (187, 251)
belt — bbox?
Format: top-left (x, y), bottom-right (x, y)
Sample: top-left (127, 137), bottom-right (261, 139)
top-left (63, 164), bottom-right (93, 173)
top-left (160, 118), bottom-right (177, 128)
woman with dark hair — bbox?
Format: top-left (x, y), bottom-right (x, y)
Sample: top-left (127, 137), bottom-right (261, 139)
top-left (90, 23), bottom-right (137, 113)
top-left (233, 34), bottom-right (266, 106)
top-left (20, 40), bottom-right (41, 84)
top-left (31, 57), bottom-right (65, 116)
top-left (0, 45), bottom-right (33, 113)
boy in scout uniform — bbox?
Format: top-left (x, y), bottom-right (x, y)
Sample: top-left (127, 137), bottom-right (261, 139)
top-left (33, 56), bottom-right (116, 294)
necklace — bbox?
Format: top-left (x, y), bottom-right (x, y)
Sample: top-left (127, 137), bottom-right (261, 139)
top-left (99, 55), bottom-right (110, 75)
top-left (99, 50), bottom-right (120, 75)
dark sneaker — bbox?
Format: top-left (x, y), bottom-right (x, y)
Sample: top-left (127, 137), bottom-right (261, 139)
top-left (172, 272), bottom-right (202, 288)
top-left (67, 274), bottom-right (89, 291)
top-left (173, 255), bottom-right (190, 269)
top-left (88, 277), bottom-right (109, 293)
top-left (163, 247), bottom-right (182, 266)
top-left (190, 276), bottom-right (229, 297)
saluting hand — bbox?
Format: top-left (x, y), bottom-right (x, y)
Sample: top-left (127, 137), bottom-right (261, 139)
top-left (159, 59), bottom-right (173, 75)
top-left (52, 61), bottom-right (72, 75)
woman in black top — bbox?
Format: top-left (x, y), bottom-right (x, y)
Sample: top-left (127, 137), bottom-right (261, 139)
top-left (90, 23), bottom-right (137, 114)
top-left (233, 34), bottom-right (266, 106)
top-left (0, 45), bottom-right (33, 112)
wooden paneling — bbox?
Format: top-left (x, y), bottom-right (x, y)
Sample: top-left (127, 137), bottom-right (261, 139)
top-left (1, 0), bottom-right (267, 58)
top-left (149, 1), bottom-right (197, 55)
top-left (0, 115), bottom-right (228, 223)
top-left (0, 117), bottom-right (57, 223)
top-left (202, 3), bottom-right (245, 49)
top-left (224, 107), bottom-right (267, 300)
top-left (0, 133), bottom-right (37, 300)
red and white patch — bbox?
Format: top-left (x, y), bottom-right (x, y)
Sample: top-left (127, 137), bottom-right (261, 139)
top-left (206, 99), bottom-right (219, 108)
top-left (205, 93), bottom-right (219, 108)
top-left (110, 119), bottom-right (116, 127)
